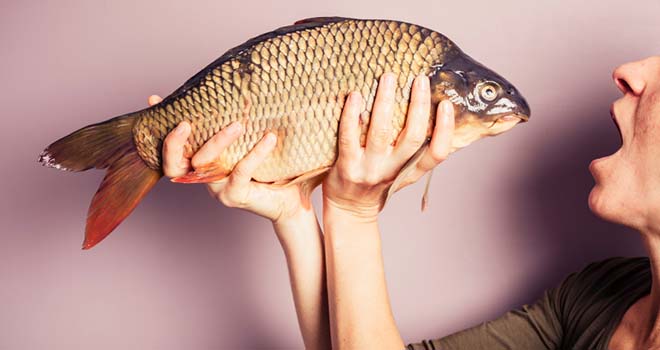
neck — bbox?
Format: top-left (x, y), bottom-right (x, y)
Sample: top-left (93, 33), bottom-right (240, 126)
top-left (638, 231), bottom-right (660, 344)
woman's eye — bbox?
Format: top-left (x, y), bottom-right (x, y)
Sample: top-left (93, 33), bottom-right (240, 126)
top-left (480, 85), bottom-right (498, 101)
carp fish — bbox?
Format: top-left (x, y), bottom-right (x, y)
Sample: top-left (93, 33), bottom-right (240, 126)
top-left (39, 17), bottom-right (530, 249)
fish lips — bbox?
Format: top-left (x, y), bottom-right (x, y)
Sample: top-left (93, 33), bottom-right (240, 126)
top-left (503, 103), bottom-right (531, 123)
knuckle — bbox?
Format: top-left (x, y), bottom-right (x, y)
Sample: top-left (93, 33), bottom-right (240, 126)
top-left (407, 136), bottom-right (426, 150)
top-left (363, 173), bottom-right (381, 186)
top-left (338, 163), bottom-right (359, 184)
top-left (230, 164), bottom-right (248, 181)
top-left (337, 135), bottom-right (353, 149)
top-left (217, 191), bottom-right (235, 207)
top-left (190, 157), bottom-right (206, 170)
top-left (371, 127), bottom-right (391, 144)
top-left (430, 150), bottom-right (448, 163)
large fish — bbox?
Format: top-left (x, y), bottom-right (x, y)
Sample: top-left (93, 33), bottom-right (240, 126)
top-left (39, 17), bottom-right (530, 249)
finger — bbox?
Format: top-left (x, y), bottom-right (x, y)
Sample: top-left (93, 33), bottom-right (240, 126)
top-left (229, 132), bottom-right (277, 187)
top-left (394, 75), bottom-right (431, 160)
top-left (191, 122), bottom-right (243, 169)
top-left (366, 73), bottom-right (396, 157)
top-left (162, 121), bottom-right (192, 178)
top-left (337, 91), bottom-right (363, 161)
top-left (148, 95), bottom-right (163, 106)
top-left (206, 178), bottom-right (229, 197)
top-left (417, 100), bottom-right (455, 172)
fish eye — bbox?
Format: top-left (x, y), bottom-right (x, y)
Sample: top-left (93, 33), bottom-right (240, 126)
top-left (479, 83), bottom-right (499, 102)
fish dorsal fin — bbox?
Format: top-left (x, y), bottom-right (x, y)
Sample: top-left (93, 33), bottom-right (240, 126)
top-left (293, 17), bottom-right (348, 26)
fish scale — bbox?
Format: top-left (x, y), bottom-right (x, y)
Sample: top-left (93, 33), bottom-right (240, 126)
top-left (133, 18), bottom-right (444, 182)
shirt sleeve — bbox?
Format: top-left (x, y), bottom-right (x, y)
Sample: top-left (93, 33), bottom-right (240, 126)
top-left (406, 288), bottom-right (564, 350)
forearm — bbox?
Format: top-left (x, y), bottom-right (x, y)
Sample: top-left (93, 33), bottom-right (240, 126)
top-left (323, 204), bottom-right (404, 350)
top-left (273, 208), bottom-right (331, 350)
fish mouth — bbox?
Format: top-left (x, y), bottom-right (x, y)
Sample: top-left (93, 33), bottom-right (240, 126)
top-left (513, 113), bottom-right (529, 122)
top-left (485, 113), bottom-right (528, 135)
top-left (491, 113), bottom-right (529, 126)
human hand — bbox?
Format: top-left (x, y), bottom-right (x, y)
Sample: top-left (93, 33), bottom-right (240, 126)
top-left (149, 95), bottom-right (316, 226)
top-left (322, 73), bottom-right (455, 219)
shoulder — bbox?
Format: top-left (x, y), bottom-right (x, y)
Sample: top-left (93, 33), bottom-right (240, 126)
top-left (556, 256), bottom-right (650, 300)
top-left (551, 256), bottom-right (651, 348)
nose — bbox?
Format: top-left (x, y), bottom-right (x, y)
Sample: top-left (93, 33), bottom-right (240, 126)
top-left (612, 61), bottom-right (646, 96)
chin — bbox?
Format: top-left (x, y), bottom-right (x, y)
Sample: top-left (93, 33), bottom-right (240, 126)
top-left (589, 186), bottom-right (642, 229)
top-left (588, 186), bottom-right (617, 222)
top-left (588, 186), bottom-right (604, 217)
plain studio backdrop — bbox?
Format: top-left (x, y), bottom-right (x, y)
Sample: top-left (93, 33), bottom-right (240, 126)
top-left (1, 0), bottom-right (659, 349)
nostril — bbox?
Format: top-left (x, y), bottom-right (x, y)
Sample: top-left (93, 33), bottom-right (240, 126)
top-left (615, 78), bottom-right (632, 94)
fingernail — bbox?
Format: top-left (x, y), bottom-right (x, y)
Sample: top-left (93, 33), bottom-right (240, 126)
top-left (227, 122), bottom-right (242, 134)
top-left (417, 75), bottom-right (429, 91)
top-left (441, 101), bottom-right (451, 114)
top-left (176, 122), bottom-right (188, 135)
top-left (384, 73), bottom-right (395, 85)
top-left (264, 133), bottom-right (276, 146)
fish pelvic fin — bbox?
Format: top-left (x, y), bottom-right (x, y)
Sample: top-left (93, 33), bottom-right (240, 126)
top-left (38, 112), bottom-right (162, 249)
top-left (387, 142), bottom-right (431, 210)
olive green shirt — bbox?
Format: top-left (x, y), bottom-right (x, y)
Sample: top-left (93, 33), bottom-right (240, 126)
top-left (407, 257), bottom-right (651, 350)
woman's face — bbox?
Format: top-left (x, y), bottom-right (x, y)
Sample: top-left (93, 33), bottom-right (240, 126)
top-left (589, 56), bottom-right (660, 232)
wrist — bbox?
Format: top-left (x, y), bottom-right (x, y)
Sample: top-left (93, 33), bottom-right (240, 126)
top-left (322, 196), bottom-right (380, 225)
top-left (272, 207), bottom-right (322, 251)
top-left (272, 204), bottom-right (315, 227)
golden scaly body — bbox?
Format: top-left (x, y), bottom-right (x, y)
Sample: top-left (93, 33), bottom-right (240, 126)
top-left (133, 18), bottom-right (451, 182)
top-left (40, 17), bottom-right (529, 249)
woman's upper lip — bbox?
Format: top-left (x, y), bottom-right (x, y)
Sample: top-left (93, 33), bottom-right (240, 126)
top-left (610, 102), bottom-right (624, 144)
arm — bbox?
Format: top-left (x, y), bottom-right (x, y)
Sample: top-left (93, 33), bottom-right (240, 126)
top-left (273, 210), bottom-right (330, 350)
top-left (321, 74), bottom-right (455, 349)
top-left (152, 96), bottom-right (331, 349)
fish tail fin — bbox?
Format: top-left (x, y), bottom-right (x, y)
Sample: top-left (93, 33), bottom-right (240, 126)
top-left (38, 112), bottom-right (162, 249)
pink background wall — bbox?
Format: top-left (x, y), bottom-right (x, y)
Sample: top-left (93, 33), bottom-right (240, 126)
top-left (2, 1), bottom-right (659, 349)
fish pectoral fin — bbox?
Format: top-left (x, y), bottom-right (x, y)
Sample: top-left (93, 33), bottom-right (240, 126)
top-left (297, 168), bottom-right (330, 210)
top-left (420, 170), bottom-right (434, 212)
top-left (270, 167), bottom-right (331, 210)
top-left (387, 143), bottom-right (431, 210)
top-left (170, 163), bottom-right (229, 184)
top-left (270, 167), bottom-right (331, 188)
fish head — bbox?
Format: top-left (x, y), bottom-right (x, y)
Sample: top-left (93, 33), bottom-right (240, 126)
top-left (430, 51), bottom-right (530, 150)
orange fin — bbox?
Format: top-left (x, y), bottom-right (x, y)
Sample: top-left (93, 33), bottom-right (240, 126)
top-left (170, 163), bottom-right (228, 183)
top-left (269, 167), bottom-right (330, 210)
top-left (83, 150), bottom-right (161, 249)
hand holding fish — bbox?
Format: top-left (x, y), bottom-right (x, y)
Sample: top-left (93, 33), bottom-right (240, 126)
top-left (154, 96), bottom-right (315, 226)
top-left (322, 73), bottom-right (455, 219)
